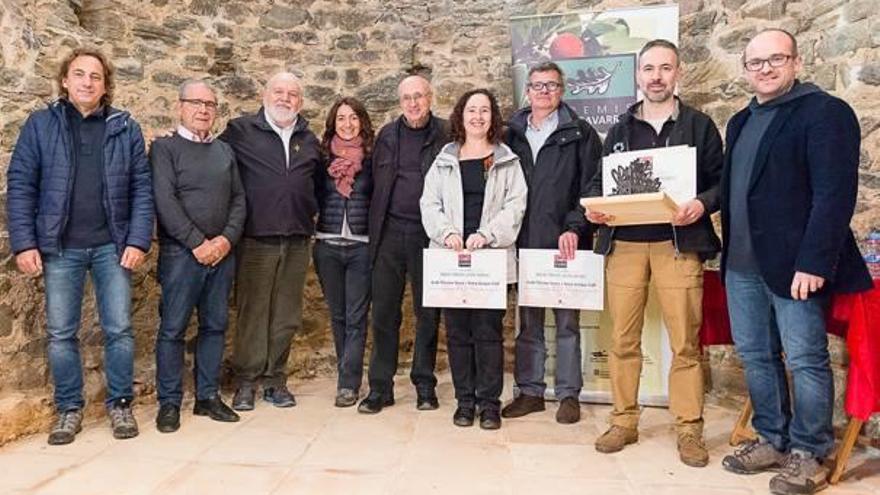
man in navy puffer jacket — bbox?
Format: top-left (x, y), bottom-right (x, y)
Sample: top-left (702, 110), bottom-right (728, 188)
top-left (6, 47), bottom-right (153, 446)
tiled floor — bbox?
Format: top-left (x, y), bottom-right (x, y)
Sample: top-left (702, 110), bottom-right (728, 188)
top-left (1, 373), bottom-right (879, 494)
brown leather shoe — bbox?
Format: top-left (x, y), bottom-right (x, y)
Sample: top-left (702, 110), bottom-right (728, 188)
top-left (556, 397), bottom-right (581, 424)
top-left (595, 425), bottom-right (638, 453)
top-left (501, 394), bottom-right (545, 418)
top-left (677, 431), bottom-right (709, 467)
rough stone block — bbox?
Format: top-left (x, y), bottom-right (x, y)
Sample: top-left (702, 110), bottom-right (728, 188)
top-left (859, 63), bottom-right (880, 86)
top-left (816, 19), bottom-right (871, 59)
top-left (133, 24), bottom-right (182, 46)
top-left (741, 0), bottom-right (788, 20)
top-left (717, 24), bottom-right (758, 53)
top-left (259, 5), bottom-right (312, 30)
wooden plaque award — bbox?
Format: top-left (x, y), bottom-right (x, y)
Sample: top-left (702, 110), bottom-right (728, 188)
top-left (581, 191), bottom-right (679, 226)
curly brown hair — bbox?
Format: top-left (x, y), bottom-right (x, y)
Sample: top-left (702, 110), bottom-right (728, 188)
top-left (56, 46), bottom-right (115, 107)
top-left (321, 97), bottom-right (375, 155)
top-left (449, 89), bottom-right (502, 145)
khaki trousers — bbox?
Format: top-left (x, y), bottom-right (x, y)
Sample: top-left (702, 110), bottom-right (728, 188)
top-left (606, 240), bottom-right (704, 433)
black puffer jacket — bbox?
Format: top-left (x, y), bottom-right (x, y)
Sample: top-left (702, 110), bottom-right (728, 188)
top-left (587, 98), bottom-right (724, 260)
top-left (504, 102), bottom-right (603, 250)
top-left (316, 155), bottom-right (373, 236)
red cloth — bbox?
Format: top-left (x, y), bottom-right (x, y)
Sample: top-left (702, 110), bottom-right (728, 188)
top-left (838, 281), bottom-right (880, 420)
top-left (699, 272), bottom-right (880, 420)
top-left (700, 271), bottom-right (732, 346)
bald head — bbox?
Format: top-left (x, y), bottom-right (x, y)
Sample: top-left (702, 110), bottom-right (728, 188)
top-left (741, 28), bottom-right (803, 103)
top-left (744, 28), bottom-right (798, 61)
top-left (263, 71), bottom-right (303, 127)
top-left (398, 75), bottom-right (433, 128)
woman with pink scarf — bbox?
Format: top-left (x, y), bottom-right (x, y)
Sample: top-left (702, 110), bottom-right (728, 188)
top-left (314, 97), bottom-right (375, 407)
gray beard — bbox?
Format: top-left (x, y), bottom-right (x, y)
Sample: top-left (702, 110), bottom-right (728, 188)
top-left (265, 105), bottom-right (297, 126)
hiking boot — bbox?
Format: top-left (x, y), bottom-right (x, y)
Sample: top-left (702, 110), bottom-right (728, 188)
top-left (335, 388), bottom-right (359, 408)
top-left (108, 398), bottom-right (139, 440)
top-left (501, 394), bottom-right (545, 418)
top-left (556, 397), bottom-right (581, 424)
top-left (232, 385), bottom-right (256, 411)
top-left (263, 385), bottom-right (296, 408)
top-left (595, 425), bottom-right (638, 453)
top-left (722, 439), bottom-right (787, 474)
top-left (678, 431), bottom-right (709, 467)
top-left (48, 409), bottom-right (83, 445)
top-left (768, 451), bottom-right (829, 495)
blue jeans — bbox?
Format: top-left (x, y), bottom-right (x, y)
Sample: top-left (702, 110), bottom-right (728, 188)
top-left (156, 242), bottom-right (235, 406)
top-left (725, 269), bottom-right (834, 457)
top-left (515, 307), bottom-right (582, 400)
top-left (313, 240), bottom-right (370, 392)
top-left (43, 243), bottom-right (134, 411)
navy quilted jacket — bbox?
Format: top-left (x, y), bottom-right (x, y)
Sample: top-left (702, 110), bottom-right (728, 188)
top-left (6, 99), bottom-right (154, 255)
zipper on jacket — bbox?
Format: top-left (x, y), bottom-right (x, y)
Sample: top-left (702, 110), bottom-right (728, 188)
top-left (671, 224), bottom-right (681, 258)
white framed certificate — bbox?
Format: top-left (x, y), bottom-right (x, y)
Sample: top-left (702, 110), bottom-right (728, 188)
top-left (422, 248), bottom-right (507, 309)
top-left (517, 249), bottom-right (604, 310)
top-left (602, 145), bottom-right (697, 204)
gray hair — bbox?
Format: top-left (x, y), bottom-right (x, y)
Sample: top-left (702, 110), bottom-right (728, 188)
top-left (178, 79), bottom-right (215, 100)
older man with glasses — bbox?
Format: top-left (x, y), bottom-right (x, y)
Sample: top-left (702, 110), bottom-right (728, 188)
top-left (358, 75), bottom-right (449, 414)
top-left (719, 28), bottom-right (871, 495)
top-left (150, 79), bottom-right (246, 432)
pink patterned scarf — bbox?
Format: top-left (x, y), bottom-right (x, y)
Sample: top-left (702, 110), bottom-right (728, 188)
top-left (328, 134), bottom-right (364, 198)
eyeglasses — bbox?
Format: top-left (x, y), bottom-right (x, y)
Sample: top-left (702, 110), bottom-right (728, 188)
top-left (527, 81), bottom-right (562, 92)
top-left (743, 54), bottom-right (793, 72)
top-left (180, 98), bottom-right (218, 110)
top-left (400, 92), bottom-right (428, 104)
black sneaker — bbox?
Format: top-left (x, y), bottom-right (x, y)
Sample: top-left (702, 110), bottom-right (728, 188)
top-left (48, 409), bottom-right (83, 445)
top-left (108, 398), bottom-right (139, 440)
top-left (232, 385), bottom-right (256, 411)
top-left (263, 385), bottom-right (296, 408)
top-left (156, 404), bottom-right (180, 433)
top-left (194, 396), bottom-right (240, 422)
top-left (453, 406), bottom-right (475, 427)
top-left (479, 409), bottom-right (502, 430)
top-left (357, 392), bottom-right (395, 414)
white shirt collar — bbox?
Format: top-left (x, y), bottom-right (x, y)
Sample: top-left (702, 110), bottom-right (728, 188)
top-left (527, 109), bottom-right (559, 132)
top-left (176, 125), bottom-right (214, 143)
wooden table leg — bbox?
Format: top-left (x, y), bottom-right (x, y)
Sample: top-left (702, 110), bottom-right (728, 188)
top-left (828, 418), bottom-right (864, 484)
top-left (729, 397), bottom-right (757, 446)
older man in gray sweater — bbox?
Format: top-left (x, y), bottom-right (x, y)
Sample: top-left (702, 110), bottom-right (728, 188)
top-left (150, 79), bottom-right (246, 433)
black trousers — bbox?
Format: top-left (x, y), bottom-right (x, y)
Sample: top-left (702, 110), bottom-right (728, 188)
top-left (367, 219), bottom-right (440, 396)
top-left (444, 307), bottom-right (505, 412)
top-left (313, 241), bottom-right (370, 392)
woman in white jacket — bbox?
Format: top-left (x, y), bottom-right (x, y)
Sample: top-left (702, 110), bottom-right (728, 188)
top-left (420, 89), bottom-right (527, 429)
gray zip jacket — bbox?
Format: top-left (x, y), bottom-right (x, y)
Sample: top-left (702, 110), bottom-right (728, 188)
top-left (420, 142), bottom-right (528, 284)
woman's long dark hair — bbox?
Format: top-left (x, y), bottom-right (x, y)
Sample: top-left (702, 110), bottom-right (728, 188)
top-left (321, 96), bottom-right (375, 155)
top-left (449, 88), bottom-right (503, 145)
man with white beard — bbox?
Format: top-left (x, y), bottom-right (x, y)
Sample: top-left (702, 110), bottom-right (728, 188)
top-left (218, 72), bottom-right (322, 411)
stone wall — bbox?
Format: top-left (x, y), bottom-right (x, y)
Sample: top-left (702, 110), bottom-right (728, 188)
top-left (0, 0), bottom-right (878, 444)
